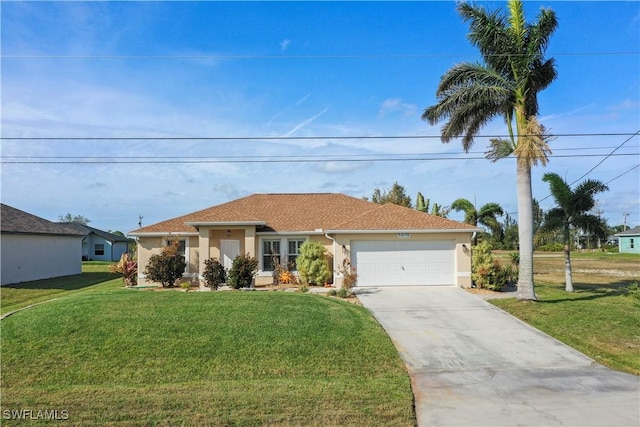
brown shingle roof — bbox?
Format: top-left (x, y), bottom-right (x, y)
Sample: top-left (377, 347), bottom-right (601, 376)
top-left (1, 204), bottom-right (86, 236)
top-left (130, 193), bottom-right (477, 234)
top-left (331, 202), bottom-right (478, 231)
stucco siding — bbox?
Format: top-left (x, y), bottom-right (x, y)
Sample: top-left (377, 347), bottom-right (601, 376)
top-left (619, 236), bottom-right (639, 254)
top-left (1, 234), bottom-right (82, 285)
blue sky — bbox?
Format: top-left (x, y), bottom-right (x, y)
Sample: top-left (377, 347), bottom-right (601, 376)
top-left (2, 1), bottom-right (639, 234)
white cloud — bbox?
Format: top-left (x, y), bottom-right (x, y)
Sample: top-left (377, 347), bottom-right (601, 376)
top-left (379, 98), bottom-right (418, 117)
top-left (280, 39), bottom-right (291, 52)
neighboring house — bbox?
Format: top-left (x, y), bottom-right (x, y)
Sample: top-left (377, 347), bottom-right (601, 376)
top-left (59, 222), bottom-right (131, 262)
top-left (129, 193), bottom-right (480, 288)
top-left (615, 226), bottom-right (640, 254)
top-left (0, 204), bottom-right (85, 286)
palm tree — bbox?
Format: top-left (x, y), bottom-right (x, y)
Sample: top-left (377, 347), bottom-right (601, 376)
top-left (538, 173), bottom-right (608, 292)
top-left (451, 198), bottom-right (504, 244)
top-left (422, 0), bottom-right (558, 300)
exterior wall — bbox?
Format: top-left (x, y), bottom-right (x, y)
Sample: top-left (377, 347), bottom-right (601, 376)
top-left (85, 234), bottom-right (129, 262)
top-left (1, 234), bottom-right (82, 286)
top-left (136, 235), bottom-right (199, 286)
top-left (619, 236), bottom-right (640, 254)
top-left (329, 232), bottom-right (473, 288)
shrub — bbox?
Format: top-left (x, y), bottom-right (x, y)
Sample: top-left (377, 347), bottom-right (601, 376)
top-left (296, 241), bottom-right (331, 286)
top-left (471, 241), bottom-right (516, 291)
top-left (338, 258), bottom-right (357, 290)
top-left (110, 252), bottom-right (138, 287)
top-left (180, 281), bottom-right (191, 290)
top-left (274, 262), bottom-right (298, 286)
top-left (336, 287), bottom-right (350, 298)
top-left (202, 258), bottom-right (226, 290)
top-left (227, 253), bottom-right (258, 289)
top-left (144, 240), bottom-right (186, 288)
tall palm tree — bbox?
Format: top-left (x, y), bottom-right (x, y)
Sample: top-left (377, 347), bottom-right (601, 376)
top-left (538, 173), bottom-right (608, 292)
top-left (422, 0), bottom-right (557, 300)
top-left (451, 198), bottom-right (504, 244)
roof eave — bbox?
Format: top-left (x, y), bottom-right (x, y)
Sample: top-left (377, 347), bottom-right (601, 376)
top-left (128, 231), bottom-right (200, 238)
top-left (325, 228), bottom-right (482, 234)
top-left (184, 221), bottom-right (267, 227)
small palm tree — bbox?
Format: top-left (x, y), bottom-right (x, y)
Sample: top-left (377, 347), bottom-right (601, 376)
top-left (451, 198), bottom-right (504, 244)
top-left (538, 173), bottom-right (609, 292)
top-left (422, 0), bottom-right (558, 301)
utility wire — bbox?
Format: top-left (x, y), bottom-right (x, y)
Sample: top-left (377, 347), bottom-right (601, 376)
top-left (1, 132), bottom-right (637, 141)
top-left (3, 51), bottom-right (638, 60)
top-left (1, 152), bottom-right (636, 165)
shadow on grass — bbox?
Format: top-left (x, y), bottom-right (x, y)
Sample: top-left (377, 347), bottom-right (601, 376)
top-left (539, 281), bottom-right (637, 304)
top-left (2, 272), bottom-right (119, 291)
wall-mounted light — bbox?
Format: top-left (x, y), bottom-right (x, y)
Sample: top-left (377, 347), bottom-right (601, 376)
top-left (226, 229), bottom-right (231, 237)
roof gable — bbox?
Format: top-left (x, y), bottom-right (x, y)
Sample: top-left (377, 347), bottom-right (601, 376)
top-left (332, 203), bottom-right (479, 231)
top-left (1, 204), bottom-right (85, 236)
top-left (130, 193), bottom-right (476, 235)
top-left (59, 222), bottom-right (130, 242)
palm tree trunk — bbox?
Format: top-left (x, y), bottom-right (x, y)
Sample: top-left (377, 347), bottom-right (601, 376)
top-left (515, 160), bottom-right (537, 300)
top-left (564, 225), bottom-right (574, 292)
top-left (564, 244), bottom-right (574, 292)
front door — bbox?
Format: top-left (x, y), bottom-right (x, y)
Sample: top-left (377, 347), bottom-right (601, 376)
top-left (220, 240), bottom-right (240, 271)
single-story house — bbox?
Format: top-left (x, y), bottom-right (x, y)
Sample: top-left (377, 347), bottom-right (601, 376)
top-left (59, 222), bottom-right (131, 261)
top-left (1, 204), bottom-right (85, 286)
top-left (129, 193), bottom-right (480, 288)
top-left (615, 226), bottom-right (640, 254)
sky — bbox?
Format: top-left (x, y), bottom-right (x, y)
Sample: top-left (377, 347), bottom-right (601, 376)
top-left (1, 1), bottom-right (639, 234)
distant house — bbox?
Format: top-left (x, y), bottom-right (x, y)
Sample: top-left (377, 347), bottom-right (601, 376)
top-left (615, 226), bottom-right (640, 254)
top-left (59, 222), bottom-right (130, 262)
top-left (1, 204), bottom-right (85, 286)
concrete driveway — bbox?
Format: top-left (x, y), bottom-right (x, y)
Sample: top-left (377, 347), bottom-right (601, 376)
top-left (355, 286), bottom-right (640, 427)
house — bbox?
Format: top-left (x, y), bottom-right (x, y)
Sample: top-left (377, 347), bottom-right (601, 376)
top-left (615, 226), bottom-right (640, 254)
top-left (0, 204), bottom-right (85, 286)
top-left (129, 193), bottom-right (480, 288)
top-left (59, 222), bottom-right (131, 262)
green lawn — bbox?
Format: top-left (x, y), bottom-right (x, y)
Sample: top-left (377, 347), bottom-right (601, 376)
top-left (0, 262), bottom-right (121, 316)
top-left (1, 278), bottom-right (415, 425)
top-left (491, 254), bottom-right (640, 376)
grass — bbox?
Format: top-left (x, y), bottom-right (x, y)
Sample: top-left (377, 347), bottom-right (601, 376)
top-left (0, 262), bottom-right (121, 316)
top-left (0, 266), bottom-right (415, 425)
top-left (490, 251), bottom-right (640, 375)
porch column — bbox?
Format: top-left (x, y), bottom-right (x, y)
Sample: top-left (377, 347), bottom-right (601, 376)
top-left (245, 226), bottom-right (256, 257)
top-left (198, 227), bottom-right (210, 284)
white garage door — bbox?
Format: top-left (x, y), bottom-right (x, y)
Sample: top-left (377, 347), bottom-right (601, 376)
top-left (351, 240), bottom-right (455, 286)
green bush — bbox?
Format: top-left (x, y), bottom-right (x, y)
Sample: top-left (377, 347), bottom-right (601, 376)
top-left (202, 258), bottom-right (226, 290)
top-left (471, 241), bottom-right (516, 291)
top-left (227, 253), bottom-right (258, 289)
top-left (144, 240), bottom-right (186, 288)
top-left (296, 241), bottom-right (331, 286)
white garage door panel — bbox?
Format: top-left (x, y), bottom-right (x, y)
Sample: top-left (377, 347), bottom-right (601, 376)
top-left (352, 240), bottom-right (455, 286)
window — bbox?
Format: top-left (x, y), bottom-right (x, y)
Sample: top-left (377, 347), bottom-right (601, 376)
top-left (287, 239), bottom-right (305, 270)
top-left (262, 240), bottom-right (281, 272)
top-left (94, 244), bottom-right (105, 256)
top-left (165, 239), bottom-right (186, 256)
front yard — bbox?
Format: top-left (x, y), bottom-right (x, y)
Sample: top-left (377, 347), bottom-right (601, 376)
top-left (0, 265), bottom-right (415, 425)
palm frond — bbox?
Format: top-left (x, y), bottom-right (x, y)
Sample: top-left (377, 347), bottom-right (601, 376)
top-left (486, 138), bottom-right (515, 162)
top-left (542, 173), bottom-right (572, 207)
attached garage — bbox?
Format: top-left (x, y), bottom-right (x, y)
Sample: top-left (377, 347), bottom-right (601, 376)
top-left (352, 240), bottom-right (456, 286)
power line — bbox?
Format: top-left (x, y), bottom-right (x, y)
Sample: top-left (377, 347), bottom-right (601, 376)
top-left (569, 130), bottom-right (640, 186)
top-left (605, 164), bottom-right (640, 186)
top-left (2, 51), bottom-right (638, 60)
top-left (1, 132), bottom-right (638, 141)
top-left (1, 152), bottom-right (636, 165)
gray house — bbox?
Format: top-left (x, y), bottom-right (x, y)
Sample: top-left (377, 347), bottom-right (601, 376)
top-left (615, 226), bottom-right (640, 254)
top-left (1, 204), bottom-right (85, 286)
top-left (59, 222), bottom-right (130, 262)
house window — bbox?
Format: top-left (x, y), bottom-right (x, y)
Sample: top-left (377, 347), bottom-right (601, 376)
top-left (287, 239), bottom-right (305, 270)
top-left (262, 240), bottom-right (281, 272)
top-left (95, 244), bottom-right (105, 256)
